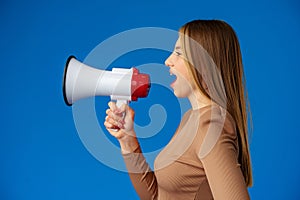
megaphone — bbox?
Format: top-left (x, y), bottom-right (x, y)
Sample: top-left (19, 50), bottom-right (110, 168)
top-left (62, 56), bottom-right (151, 108)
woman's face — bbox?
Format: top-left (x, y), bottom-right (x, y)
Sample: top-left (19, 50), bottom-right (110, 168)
top-left (165, 39), bottom-right (195, 98)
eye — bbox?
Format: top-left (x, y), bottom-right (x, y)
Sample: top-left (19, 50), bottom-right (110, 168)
top-left (174, 51), bottom-right (182, 56)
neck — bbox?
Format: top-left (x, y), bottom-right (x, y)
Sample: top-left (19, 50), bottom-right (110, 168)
top-left (188, 89), bottom-right (211, 110)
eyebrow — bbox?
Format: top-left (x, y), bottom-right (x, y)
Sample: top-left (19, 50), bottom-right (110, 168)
top-left (175, 46), bottom-right (181, 50)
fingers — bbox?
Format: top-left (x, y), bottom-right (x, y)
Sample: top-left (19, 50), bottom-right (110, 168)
top-left (104, 120), bottom-right (123, 131)
top-left (105, 102), bottom-right (125, 130)
top-left (104, 115), bottom-right (125, 129)
top-left (105, 108), bottom-right (125, 124)
top-left (108, 101), bottom-right (123, 113)
top-left (105, 101), bottom-right (135, 134)
top-left (108, 101), bottom-right (118, 112)
top-left (103, 120), bottom-right (121, 138)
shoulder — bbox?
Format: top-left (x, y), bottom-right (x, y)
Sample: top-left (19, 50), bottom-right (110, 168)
top-left (198, 105), bottom-right (236, 136)
top-left (196, 105), bottom-right (238, 159)
top-left (178, 109), bottom-right (193, 129)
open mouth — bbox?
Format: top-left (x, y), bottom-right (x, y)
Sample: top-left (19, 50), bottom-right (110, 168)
top-left (170, 70), bottom-right (177, 87)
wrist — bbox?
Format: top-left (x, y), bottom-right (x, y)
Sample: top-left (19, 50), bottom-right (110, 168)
top-left (118, 133), bottom-right (139, 154)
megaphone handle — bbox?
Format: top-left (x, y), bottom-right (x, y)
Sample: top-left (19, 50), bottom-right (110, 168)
top-left (109, 99), bottom-right (128, 132)
top-left (116, 99), bottom-right (128, 108)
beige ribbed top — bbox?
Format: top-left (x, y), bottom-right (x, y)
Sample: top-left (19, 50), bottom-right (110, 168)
top-left (122, 105), bottom-right (250, 200)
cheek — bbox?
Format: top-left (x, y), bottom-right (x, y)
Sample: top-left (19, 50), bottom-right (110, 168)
top-left (177, 60), bottom-right (190, 79)
top-left (174, 74), bottom-right (193, 97)
top-left (178, 65), bottom-right (194, 88)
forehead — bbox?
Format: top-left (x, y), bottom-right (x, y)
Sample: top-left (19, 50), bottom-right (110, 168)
top-left (175, 38), bottom-right (181, 47)
top-left (174, 38), bottom-right (182, 51)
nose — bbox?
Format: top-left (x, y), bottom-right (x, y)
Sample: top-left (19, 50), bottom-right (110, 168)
top-left (164, 53), bottom-right (173, 67)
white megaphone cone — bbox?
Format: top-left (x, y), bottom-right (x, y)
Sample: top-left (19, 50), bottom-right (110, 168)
top-left (62, 56), bottom-right (151, 108)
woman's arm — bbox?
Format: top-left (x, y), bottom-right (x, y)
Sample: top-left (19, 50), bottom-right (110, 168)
top-left (104, 102), bottom-right (158, 200)
top-left (201, 139), bottom-right (250, 200)
top-left (122, 143), bottom-right (158, 200)
top-left (197, 108), bottom-right (250, 200)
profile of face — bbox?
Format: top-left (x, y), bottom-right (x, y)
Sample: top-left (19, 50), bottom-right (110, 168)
top-left (165, 39), bottom-right (195, 98)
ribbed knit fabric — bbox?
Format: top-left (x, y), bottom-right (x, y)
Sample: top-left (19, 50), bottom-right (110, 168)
top-left (122, 105), bottom-right (250, 200)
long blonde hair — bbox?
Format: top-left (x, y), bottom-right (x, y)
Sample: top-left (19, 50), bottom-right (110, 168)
top-left (179, 19), bottom-right (253, 187)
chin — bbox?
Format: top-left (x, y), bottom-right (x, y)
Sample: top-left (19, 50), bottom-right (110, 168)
top-left (173, 89), bottom-right (188, 98)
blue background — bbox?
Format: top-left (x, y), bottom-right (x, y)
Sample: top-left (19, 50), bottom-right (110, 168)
top-left (1, 0), bottom-right (299, 199)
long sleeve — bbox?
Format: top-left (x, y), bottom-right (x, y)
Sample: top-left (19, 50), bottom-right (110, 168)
top-left (122, 146), bottom-right (158, 200)
top-left (197, 107), bottom-right (250, 200)
top-left (121, 110), bottom-right (193, 200)
top-left (121, 106), bottom-right (250, 200)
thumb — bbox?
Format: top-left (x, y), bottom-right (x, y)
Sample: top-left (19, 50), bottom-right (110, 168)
top-left (126, 105), bottom-right (135, 120)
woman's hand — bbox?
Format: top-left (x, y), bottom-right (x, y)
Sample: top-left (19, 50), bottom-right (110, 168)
top-left (104, 101), bottom-right (135, 138)
top-left (104, 101), bottom-right (139, 153)
top-left (104, 102), bottom-right (139, 153)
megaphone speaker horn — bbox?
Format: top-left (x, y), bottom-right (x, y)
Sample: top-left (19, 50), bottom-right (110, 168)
top-left (62, 55), bottom-right (76, 106)
top-left (62, 56), bottom-right (150, 107)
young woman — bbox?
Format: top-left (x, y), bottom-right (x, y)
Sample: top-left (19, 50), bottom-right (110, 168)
top-left (104, 19), bottom-right (252, 200)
